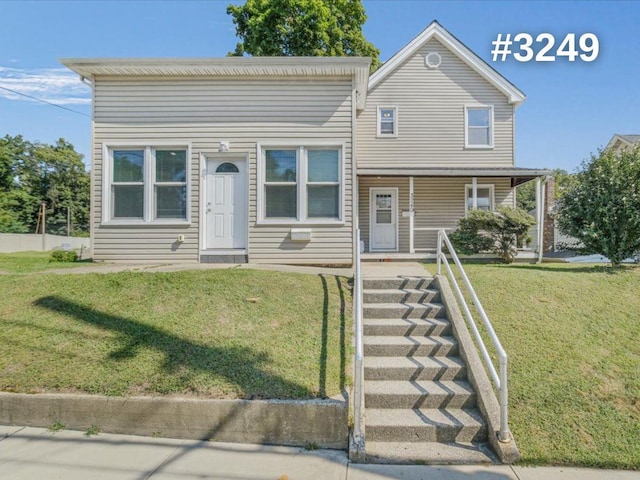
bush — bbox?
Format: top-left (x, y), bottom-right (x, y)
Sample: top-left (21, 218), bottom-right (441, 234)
top-left (449, 207), bottom-right (535, 263)
top-left (556, 146), bottom-right (640, 266)
top-left (49, 249), bottom-right (78, 263)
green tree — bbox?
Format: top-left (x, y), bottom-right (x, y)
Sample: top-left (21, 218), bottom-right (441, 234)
top-left (227, 0), bottom-right (380, 71)
top-left (449, 207), bottom-right (535, 263)
top-left (556, 146), bottom-right (640, 266)
top-left (0, 135), bottom-right (89, 235)
top-left (516, 169), bottom-right (575, 212)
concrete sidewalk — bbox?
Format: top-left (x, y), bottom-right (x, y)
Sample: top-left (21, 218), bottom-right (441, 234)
top-left (1, 426), bottom-right (638, 480)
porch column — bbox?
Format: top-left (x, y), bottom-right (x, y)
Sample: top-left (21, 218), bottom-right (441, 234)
top-left (535, 176), bottom-right (543, 263)
top-left (409, 176), bottom-right (415, 253)
top-left (538, 177), bottom-right (546, 264)
top-left (472, 177), bottom-right (478, 209)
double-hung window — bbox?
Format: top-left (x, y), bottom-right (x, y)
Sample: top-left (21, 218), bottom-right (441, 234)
top-left (377, 106), bottom-right (397, 137)
top-left (106, 146), bottom-right (188, 223)
top-left (465, 184), bottom-right (495, 213)
top-left (465, 105), bottom-right (493, 148)
top-left (260, 145), bottom-right (342, 223)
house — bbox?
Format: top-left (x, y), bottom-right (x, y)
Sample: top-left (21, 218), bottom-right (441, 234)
top-left (606, 134), bottom-right (640, 153)
top-left (61, 21), bottom-right (549, 265)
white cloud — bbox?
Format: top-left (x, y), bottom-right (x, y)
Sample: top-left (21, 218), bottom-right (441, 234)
top-left (0, 66), bottom-right (91, 105)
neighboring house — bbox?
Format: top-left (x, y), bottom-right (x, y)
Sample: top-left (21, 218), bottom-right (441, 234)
top-left (606, 134), bottom-right (640, 153)
top-left (61, 21), bottom-right (549, 265)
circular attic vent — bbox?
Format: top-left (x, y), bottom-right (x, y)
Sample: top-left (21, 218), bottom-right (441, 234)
top-left (425, 52), bottom-right (442, 69)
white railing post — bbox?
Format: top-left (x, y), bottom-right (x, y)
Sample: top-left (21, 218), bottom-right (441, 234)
top-left (352, 228), bottom-right (365, 458)
top-left (436, 228), bottom-right (511, 444)
top-left (498, 355), bottom-right (510, 442)
top-left (436, 229), bottom-right (442, 275)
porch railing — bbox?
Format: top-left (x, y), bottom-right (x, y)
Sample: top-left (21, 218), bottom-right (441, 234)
top-left (436, 229), bottom-right (511, 442)
top-left (352, 228), bottom-right (365, 453)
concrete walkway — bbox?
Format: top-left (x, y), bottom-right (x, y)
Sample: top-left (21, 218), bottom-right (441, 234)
top-left (2, 426), bottom-right (638, 480)
top-left (21, 260), bottom-right (432, 279)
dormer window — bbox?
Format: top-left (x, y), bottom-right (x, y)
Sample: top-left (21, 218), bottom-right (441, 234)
top-left (377, 107), bottom-right (397, 138)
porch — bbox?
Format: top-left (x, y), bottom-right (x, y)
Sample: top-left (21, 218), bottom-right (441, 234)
top-left (356, 167), bottom-right (550, 261)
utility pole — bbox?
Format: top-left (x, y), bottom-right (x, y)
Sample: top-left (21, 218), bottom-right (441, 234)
top-left (40, 202), bottom-right (46, 251)
top-left (67, 205), bottom-right (71, 237)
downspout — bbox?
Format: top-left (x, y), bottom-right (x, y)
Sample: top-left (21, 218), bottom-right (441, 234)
top-left (352, 81), bottom-right (359, 262)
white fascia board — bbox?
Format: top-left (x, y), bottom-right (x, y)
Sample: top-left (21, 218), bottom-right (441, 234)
top-left (368, 22), bottom-right (526, 105)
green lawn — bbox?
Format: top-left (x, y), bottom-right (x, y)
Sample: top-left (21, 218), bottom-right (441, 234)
top-left (0, 251), bottom-right (87, 273)
top-left (0, 268), bottom-right (351, 399)
top-left (461, 263), bottom-right (640, 469)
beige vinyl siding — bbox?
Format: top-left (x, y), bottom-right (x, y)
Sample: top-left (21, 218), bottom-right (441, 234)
top-left (357, 38), bottom-right (515, 168)
top-left (93, 77), bottom-right (353, 264)
top-left (359, 176), bottom-right (514, 252)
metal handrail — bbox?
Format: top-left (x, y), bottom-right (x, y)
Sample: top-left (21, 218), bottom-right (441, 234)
top-left (352, 229), bottom-right (365, 451)
top-left (436, 229), bottom-right (511, 442)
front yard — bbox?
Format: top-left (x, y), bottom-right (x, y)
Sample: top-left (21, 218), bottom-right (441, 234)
top-left (0, 261), bottom-right (351, 399)
top-left (463, 263), bottom-right (640, 469)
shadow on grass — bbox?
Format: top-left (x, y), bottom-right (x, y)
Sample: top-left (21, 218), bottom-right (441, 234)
top-left (33, 295), bottom-right (313, 399)
top-left (318, 274), bottom-right (348, 399)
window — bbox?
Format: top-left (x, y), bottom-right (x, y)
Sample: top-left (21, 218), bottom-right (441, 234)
top-left (465, 184), bottom-right (495, 213)
top-left (106, 146), bottom-right (188, 223)
top-left (465, 105), bottom-right (493, 148)
top-left (259, 145), bottom-right (342, 223)
top-left (377, 107), bottom-right (397, 137)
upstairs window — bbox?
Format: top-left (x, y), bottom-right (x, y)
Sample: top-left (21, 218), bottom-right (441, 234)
top-left (465, 106), bottom-right (493, 148)
top-left (377, 107), bottom-right (397, 137)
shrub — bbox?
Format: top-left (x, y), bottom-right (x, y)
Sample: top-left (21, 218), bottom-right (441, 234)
top-left (49, 249), bottom-right (78, 263)
top-left (556, 146), bottom-right (640, 266)
top-left (449, 207), bottom-right (535, 263)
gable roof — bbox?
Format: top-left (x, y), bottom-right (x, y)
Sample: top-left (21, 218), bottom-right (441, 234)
top-left (368, 21), bottom-right (526, 105)
top-left (606, 134), bottom-right (640, 150)
top-left (60, 56), bottom-right (371, 109)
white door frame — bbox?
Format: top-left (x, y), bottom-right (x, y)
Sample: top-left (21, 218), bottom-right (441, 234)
top-left (369, 187), bottom-right (399, 252)
top-left (199, 153), bottom-right (249, 252)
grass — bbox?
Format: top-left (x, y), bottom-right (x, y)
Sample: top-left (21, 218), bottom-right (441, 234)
top-left (0, 252), bottom-right (88, 274)
top-left (0, 268), bottom-right (351, 400)
top-left (459, 263), bottom-right (640, 469)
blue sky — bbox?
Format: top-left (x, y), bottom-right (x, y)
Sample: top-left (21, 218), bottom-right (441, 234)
top-left (1, 0), bottom-right (639, 172)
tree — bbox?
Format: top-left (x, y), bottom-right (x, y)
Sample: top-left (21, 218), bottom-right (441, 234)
top-left (0, 135), bottom-right (90, 235)
top-left (516, 168), bottom-right (574, 212)
top-left (449, 207), bottom-right (535, 263)
top-left (227, 0), bottom-right (381, 71)
top-left (555, 146), bottom-right (640, 266)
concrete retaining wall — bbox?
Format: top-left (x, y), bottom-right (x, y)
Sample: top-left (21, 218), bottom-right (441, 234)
top-left (0, 233), bottom-right (90, 253)
top-left (0, 393), bottom-right (348, 449)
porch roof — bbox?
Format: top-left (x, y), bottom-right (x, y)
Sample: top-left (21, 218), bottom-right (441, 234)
top-left (356, 167), bottom-right (551, 187)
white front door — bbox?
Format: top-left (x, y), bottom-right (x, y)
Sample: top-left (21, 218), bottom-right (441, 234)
top-left (370, 188), bottom-right (398, 251)
top-left (205, 159), bottom-right (247, 250)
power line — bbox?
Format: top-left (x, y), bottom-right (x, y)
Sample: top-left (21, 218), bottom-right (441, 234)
top-left (0, 85), bottom-right (90, 117)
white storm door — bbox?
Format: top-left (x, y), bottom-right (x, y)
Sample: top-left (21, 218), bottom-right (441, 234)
top-left (370, 188), bottom-right (398, 251)
top-left (205, 159), bottom-right (247, 250)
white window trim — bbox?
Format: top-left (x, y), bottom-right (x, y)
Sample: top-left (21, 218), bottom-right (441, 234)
top-left (377, 106), bottom-right (398, 138)
top-left (464, 105), bottom-right (494, 149)
top-left (257, 141), bottom-right (345, 226)
top-left (464, 183), bottom-right (495, 214)
top-left (101, 141), bottom-right (191, 226)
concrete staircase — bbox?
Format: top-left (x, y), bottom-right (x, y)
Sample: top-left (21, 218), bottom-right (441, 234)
top-left (362, 276), bottom-right (496, 464)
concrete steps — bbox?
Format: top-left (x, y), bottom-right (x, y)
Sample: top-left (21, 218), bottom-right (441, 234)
top-left (366, 408), bottom-right (487, 443)
top-left (361, 276), bottom-right (493, 464)
top-left (365, 441), bottom-right (496, 465)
